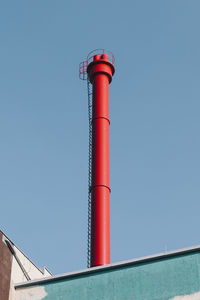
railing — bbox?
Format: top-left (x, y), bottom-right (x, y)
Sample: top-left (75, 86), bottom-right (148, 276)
top-left (87, 49), bottom-right (115, 65)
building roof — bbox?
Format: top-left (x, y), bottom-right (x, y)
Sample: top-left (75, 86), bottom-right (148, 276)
top-left (15, 243), bottom-right (200, 289)
top-left (0, 230), bottom-right (51, 277)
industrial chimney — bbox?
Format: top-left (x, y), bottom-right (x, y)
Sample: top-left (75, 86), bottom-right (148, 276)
top-left (79, 49), bottom-right (115, 267)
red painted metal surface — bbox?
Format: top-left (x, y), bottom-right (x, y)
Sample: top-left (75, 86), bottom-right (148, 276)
top-left (87, 53), bottom-right (115, 267)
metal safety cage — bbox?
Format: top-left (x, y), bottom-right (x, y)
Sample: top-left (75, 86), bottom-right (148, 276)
top-left (87, 49), bottom-right (115, 65)
top-left (79, 61), bottom-right (88, 80)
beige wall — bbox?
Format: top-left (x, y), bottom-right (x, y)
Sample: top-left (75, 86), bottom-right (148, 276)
top-left (0, 231), bottom-right (51, 300)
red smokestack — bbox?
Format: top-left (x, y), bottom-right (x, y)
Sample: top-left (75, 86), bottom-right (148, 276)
top-left (79, 50), bottom-right (115, 267)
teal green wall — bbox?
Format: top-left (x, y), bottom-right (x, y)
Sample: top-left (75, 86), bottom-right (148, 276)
top-left (19, 252), bottom-right (200, 300)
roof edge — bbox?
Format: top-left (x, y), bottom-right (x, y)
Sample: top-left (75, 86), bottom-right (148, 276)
top-left (15, 244), bottom-right (200, 289)
top-left (0, 229), bottom-right (51, 276)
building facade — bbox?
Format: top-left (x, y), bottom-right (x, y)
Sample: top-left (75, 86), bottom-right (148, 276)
top-left (0, 230), bottom-right (51, 300)
top-left (15, 245), bottom-right (200, 300)
top-left (1, 229), bottom-right (200, 299)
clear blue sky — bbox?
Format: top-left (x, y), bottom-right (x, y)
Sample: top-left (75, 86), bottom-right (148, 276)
top-left (0, 0), bottom-right (200, 274)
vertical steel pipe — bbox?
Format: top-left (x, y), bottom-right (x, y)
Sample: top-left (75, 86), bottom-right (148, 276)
top-left (87, 54), bottom-right (115, 266)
